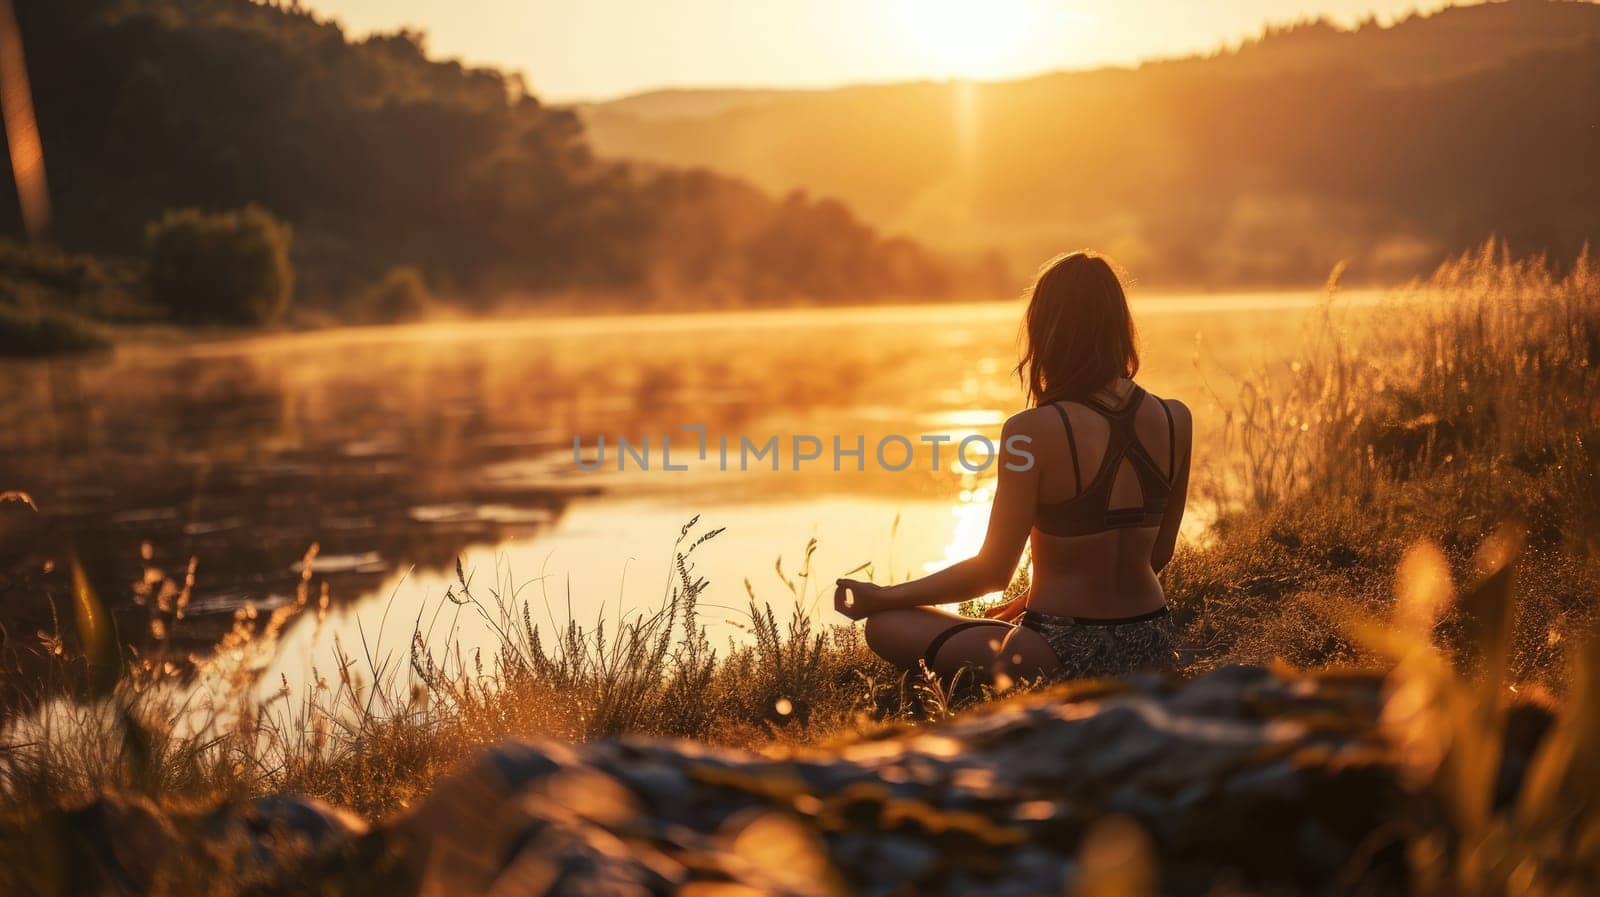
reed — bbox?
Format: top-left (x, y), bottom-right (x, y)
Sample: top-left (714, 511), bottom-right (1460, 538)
top-left (0, 518), bottom-right (909, 820)
top-left (1170, 241), bottom-right (1600, 685)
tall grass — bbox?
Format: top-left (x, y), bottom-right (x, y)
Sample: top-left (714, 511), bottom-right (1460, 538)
top-left (0, 519), bottom-right (911, 820)
top-left (1171, 242), bottom-right (1600, 684)
top-left (1206, 242), bottom-right (1598, 519)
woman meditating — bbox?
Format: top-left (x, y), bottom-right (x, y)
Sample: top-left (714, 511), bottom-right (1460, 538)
top-left (835, 251), bottom-right (1191, 681)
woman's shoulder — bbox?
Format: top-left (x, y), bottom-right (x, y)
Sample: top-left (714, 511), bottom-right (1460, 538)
top-left (1002, 405), bottom-right (1065, 438)
top-left (1139, 387), bottom-right (1194, 433)
top-left (1155, 392), bottom-right (1192, 417)
top-left (1004, 405), bottom-right (1051, 425)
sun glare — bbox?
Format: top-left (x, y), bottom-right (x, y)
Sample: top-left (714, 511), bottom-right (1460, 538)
top-left (929, 478), bottom-right (998, 609)
top-left (891, 0), bottom-right (1050, 80)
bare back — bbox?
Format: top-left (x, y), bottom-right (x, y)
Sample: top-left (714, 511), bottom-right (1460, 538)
top-left (1026, 380), bottom-right (1192, 618)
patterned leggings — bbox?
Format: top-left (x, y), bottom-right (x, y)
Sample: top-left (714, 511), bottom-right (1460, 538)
top-left (1017, 607), bottom-right (1177, 679)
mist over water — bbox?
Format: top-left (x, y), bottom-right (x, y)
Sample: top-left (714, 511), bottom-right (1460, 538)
top-left (0, 291), bottom-right (1380, 691)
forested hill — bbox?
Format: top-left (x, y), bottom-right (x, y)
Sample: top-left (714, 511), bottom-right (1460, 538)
top-left (0, 0), bottom-right (1002, 309)
top-left (581, 0), bottom-right (1600, 287)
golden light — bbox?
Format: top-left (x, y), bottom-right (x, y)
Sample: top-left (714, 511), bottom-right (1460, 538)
top-left (929, 476), bottom-right (997, 610)
top-left (0, 0), bottom-right (52, 239)
top-left (890, 0), bottom-right (1047, 80)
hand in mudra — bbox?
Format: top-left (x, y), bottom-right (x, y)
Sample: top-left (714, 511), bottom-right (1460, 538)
top-left (834, 579), bottom-right (884, 621)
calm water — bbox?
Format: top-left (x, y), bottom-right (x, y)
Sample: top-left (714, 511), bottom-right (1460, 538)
top-left (0, 291), bottom-right (1375, 690)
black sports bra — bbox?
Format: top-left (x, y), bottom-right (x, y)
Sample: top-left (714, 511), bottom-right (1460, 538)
top-left (1034, 385), bottom-right (1176, 538)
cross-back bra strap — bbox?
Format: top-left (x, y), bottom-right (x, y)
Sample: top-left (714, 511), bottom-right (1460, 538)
top-left (1123, 385), bottom-right (1147, 417)
top-left (1157, 396), bottom-right (1176, 480)
top-left (1089, 384), bottom-right (1144, 416)
top-left (1050, 402), bottom-right (1082, 492)
top-left (1085, 391), bottom-right (1118, 415)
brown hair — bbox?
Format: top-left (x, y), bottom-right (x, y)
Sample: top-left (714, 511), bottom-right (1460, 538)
top-left (1016, 251), bottom-right (1139, 406)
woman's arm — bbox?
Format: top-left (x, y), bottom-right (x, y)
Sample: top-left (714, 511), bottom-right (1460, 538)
top-left (1150, 399), bottom-right (1193, 573)
top-left (837, 415), bottom-right (1039, 618)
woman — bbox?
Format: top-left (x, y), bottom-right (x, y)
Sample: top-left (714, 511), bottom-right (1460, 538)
top-left (835, 251), bottom-right (1191, 681)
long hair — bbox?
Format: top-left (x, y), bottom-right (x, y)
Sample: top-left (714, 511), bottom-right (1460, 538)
top-left (1016, 251), bottom-right (1139, 406)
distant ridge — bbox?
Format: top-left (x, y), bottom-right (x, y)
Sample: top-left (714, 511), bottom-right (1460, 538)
top-left (584, 88), bottom-right (812, 122)
top-left (579, 0), bottom-right (1600, 285)
top-left (1207, 0), bottom-right (1600, 82)
top-left (585, 0), bottom-right (1600, 113)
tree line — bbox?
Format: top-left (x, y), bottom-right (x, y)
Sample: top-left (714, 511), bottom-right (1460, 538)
top-left (0, 0), bottom-right (1006, 324)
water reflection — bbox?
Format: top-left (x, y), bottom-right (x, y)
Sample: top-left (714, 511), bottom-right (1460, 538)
top-left (0, 292), bottom-right (1377, 686)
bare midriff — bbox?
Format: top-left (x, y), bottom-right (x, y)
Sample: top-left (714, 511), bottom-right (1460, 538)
top-left (1025, 526), bottom-right (1166, 619)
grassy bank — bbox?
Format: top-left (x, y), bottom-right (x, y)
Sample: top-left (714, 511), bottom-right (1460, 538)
top-left (0, 218), bottom-right (430, 358)
top-left (0, 240), bottom-right (147, 356)
top-left (1170, 244), bottom-right (1600, 689)
top-left (2, 245), bottom-right (1597, 843)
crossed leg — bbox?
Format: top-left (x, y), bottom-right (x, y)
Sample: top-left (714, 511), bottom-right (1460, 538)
top-left (863, 606), bottom-right (1061, 682)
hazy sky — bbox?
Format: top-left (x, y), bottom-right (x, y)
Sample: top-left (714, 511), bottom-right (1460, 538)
top-left (303, 0), bottom-right (1460, 102)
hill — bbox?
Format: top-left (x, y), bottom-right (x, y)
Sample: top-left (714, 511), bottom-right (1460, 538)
top-left (580, 1), bottom-right (1600, 286)
top-left (0, 0), bottom-right (1000, 313)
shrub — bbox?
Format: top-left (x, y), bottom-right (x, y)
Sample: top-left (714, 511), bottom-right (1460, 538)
top-left (357, 266), bottom-right (433, 323)
top-left (144, 206), bottom-right (293, 325)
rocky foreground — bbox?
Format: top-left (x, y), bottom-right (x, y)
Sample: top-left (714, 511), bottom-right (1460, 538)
top-left (17, 665), bottom-right (1549, 897)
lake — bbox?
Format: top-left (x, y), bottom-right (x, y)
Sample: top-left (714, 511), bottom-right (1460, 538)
top-left (0, 290), bottom-right (1377, 694)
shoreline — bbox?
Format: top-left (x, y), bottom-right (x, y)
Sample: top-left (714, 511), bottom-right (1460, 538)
top-left (32, 285), bottom-right (1396, 363)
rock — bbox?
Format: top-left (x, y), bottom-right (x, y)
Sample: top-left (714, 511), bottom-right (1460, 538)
top-left (371, 666), bottom-right (1409, 897)
top-left (201, 795), bottom-right (368, 875)
top-left (20, 665), bottom-right (1515, 897)
top-left (9, 793), bottom-right (178, 897)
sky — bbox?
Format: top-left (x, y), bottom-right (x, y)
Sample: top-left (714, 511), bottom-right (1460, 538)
top-left (301, 0), bottom-right (1461, 102)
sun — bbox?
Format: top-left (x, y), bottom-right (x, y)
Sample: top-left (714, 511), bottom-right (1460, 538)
top-left (892, 0), bottom-right (1046, 80)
